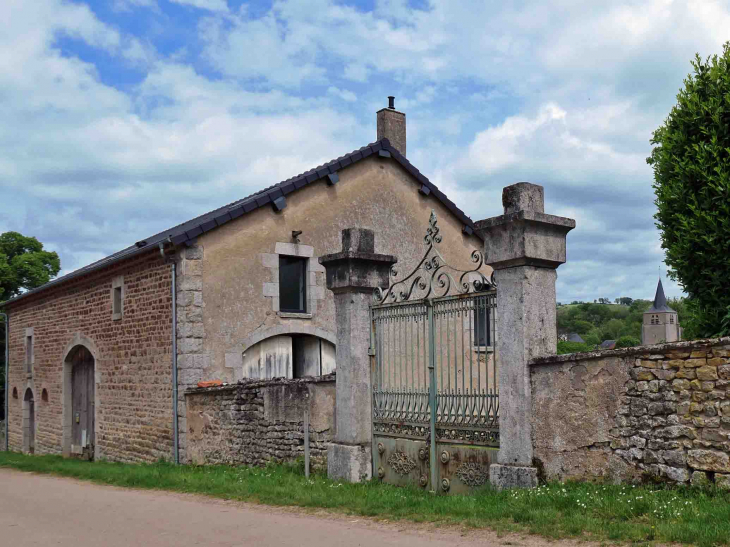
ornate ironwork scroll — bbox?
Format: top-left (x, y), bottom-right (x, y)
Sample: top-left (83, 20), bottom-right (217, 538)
top-left (373, 211), bottom-right (494, 304)
top-left (387, 450), bottom-right (417, 475)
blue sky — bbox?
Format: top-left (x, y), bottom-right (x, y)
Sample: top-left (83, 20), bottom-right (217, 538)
top-left (3, 0), bottom-right (729, 303)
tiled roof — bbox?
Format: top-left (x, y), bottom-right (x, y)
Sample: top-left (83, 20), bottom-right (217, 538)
top-left (5, 138), bottom-right (479, 306)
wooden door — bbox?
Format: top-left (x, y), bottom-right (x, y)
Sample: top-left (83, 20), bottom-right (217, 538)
top-left (71, 347), bottom-right (95, 459)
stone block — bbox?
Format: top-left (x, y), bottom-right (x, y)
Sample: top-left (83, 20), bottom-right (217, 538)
top-left (274, 242), bottom-right (314, 258)
top-left (489, 464), bottom-right (538, 490)
top-left (716, 473), bottom-right (730, 489)
top-left (664, 359), bottom-right (685, 369)
top-left (262, 282), bottom-right (279, 297)
top-left (327, 443), bottom-right (371, 483)
top-left (718, 365), bottom-right (730, 380)
top-left (697, 367), bottom-right (719, 381)
top-left (687, 449), bottom-right (730, 472)
top-left (185, 246), bottom-right (203, 260)
top-left (685, 359), bottom-right (706, 368)
top-left (658, 464), bottom-right (690, 483)
top-left (672, 379), bottom-right (691, 391)
top-left (632, 369), bottom-right (655, 381)
top-left (661, 449), bottom-right (686, 467)
top-left (653, 369), bottom-right (676, 381)
top-left (180, 277), bottom-right (202, 292)
top-left (260, 253), bottom-right (278, 268)
top-left (676, 368), bottom-right (696, 379)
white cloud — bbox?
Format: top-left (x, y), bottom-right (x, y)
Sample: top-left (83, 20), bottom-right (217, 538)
top-left (4, 0), bottom-right (727, 304)
top-left (170, 0), bottom-right (228, 12)
top-left (327, 86), bottom-right (357, 102)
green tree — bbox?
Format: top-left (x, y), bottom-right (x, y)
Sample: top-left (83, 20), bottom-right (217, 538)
top-left (648, 43), bottom-right (730, 338)
top-left (616, 335), bottom-right (641, 349)
top-left (0, 232), bottom-right (60, 302)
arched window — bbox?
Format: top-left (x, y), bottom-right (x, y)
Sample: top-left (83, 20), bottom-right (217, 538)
top-left (42, 388), bottom-right (49, 402)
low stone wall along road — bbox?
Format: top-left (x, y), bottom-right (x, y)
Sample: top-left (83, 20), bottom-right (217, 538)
top-left (0, 468), bottom-right (576, 547)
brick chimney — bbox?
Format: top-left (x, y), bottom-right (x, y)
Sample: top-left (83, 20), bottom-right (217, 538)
top-left (376, 96), bottom-right (406, 157)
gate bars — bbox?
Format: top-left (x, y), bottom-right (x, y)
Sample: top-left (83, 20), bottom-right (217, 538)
top-left (370, 211), bottom-right (498, 489)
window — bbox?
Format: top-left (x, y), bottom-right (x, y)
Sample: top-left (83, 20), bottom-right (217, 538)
top-left (113, 287), bottom-right (122, 314)
top-left (25, 334), bottom-right (33, 374)
top-left (670, 315), bottom-right (674, 324)
top-left (279, 256), bottom-right (307, 313)
top-left (111, 276), bottom-right (124, 320)
top-left (473, 297), bottom-right (492, 348)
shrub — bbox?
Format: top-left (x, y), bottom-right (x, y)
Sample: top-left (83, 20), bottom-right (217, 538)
top-left (648, 43), bottom-right (730, 337)
top-left (615, 335), bottom-right (641, 349)
top-left (557, 341), bottom-right (596, 355)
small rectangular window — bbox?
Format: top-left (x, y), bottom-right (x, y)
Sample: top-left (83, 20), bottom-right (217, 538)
top-left (25, 335), bottom-right (33, 374)
top-left (113, 286), bottom-right (122, 315)
top-left (279, 256), bottom-right (307, 313)
top-left (473, 297), bottom-right (492, 347)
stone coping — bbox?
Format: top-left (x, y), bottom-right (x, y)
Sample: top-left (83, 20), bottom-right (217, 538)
top-left (475, 209), bottom-right (576, 230)
top-left (318, 251), bottom-right (397, 264)
top-left (185, 373), bottom-right (336, 395)
top-left (529, 336), bottom-right (730, 367)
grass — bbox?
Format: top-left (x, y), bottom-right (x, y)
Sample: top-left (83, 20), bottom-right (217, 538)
top-left (2, 452), bottom-right (730, 546)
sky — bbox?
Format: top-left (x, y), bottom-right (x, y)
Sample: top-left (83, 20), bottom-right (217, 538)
top-left (2, 0), bottom-right (728, 303)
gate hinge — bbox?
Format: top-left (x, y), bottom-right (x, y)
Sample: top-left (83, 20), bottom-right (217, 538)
top-left (368, 346), bottom-right (375, 356)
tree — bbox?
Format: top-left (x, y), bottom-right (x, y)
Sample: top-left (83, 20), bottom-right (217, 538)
top-left (616, 335), bottom-right (641, 349)
top-left (648, 43), bottom-right (730, 338)
top-left (0, 232), bottom-right (60, 302)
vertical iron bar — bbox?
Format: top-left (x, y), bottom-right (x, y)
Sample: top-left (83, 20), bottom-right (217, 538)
top-left (427, 299), bottom-right (438, 493)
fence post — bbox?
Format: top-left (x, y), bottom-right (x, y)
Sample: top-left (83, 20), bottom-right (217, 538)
top-left (319, 228), bottom-right (397, 483)
top-left (476, 183), bottom-right (575, 489)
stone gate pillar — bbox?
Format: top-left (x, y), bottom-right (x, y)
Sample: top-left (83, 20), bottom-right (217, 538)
top-left (319, 228), bottom-right (397, 482)
top-left (476, 183), bottom-right (575, 488)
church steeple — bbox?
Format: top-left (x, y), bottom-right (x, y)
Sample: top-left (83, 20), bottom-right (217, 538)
top-left (648, 279), bottom-right (674, 313)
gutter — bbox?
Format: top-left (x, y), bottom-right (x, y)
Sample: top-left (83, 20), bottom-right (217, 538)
top-left (1, 312), bottom-right (8, 451)
top-left (159, 241), bottom-right (179, 465)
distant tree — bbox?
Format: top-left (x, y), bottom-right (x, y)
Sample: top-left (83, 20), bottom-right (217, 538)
top-left (0, 232), bottom-right (59, 421)
top-left (557, 340), bottom-right (597, 355)
top-left (0, 232), bottom-right (60, 302)
top-left (617, 297), bottom-right (633, 306)
top-left (616, 335), bottom-right (641, 349)
top-left (648, 43), bottom-right (730, 338)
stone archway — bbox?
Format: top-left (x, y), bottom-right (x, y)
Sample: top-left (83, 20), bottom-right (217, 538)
top-left (62, 334), bottom-right (99, 459)
top-left (22, 388), bottom-right (35, 454)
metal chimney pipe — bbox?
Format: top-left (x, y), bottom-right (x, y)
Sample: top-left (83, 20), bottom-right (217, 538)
top-left (388, 96), bottom-right (395, 109)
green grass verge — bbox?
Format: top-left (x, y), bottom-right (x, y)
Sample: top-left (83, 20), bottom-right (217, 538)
top-left (2, 452), bottom-right (730, 546)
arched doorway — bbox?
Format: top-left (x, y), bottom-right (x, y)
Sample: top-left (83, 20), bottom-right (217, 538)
top-left (23, 388), bottom-right (35, 454)
top-left (65, 345), bottom-right (95, 460)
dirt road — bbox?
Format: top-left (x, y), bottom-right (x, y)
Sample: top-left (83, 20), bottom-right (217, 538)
top-left (1, 468), bottom-right (566, 547)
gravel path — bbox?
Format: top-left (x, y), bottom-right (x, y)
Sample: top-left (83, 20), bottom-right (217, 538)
top-left (0, 468), bottom-right (583, 547)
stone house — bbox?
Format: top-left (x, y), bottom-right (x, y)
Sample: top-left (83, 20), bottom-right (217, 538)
top-left (3, 100), bottom-right (490, 464)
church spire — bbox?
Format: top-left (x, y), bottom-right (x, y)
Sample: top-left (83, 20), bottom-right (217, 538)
top-left (648, 278), bottom-right (674, 312)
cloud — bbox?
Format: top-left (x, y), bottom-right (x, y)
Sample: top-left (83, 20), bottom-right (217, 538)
top-left (327, 86), bottom-right (357, 102)
top-left (170, 0), bottom-right (228, 12)
top-left (2, 0), bottom-right (726, 305)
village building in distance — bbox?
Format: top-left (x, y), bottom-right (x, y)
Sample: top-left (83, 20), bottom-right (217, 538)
top-left (3, 98), bottom-right (493, 464)
top-left (642, 279), bottom-right (682, 345)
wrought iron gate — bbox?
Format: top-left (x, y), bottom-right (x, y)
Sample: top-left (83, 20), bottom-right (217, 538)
top-left (370, 212), bottom-right (499, 494)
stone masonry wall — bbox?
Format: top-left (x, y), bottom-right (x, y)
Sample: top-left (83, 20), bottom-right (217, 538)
top-left (531, 337), bottom-right (730, 487)
top-left (185, 375), bottom-right (335, 469)
top-left (175, 244), bottom-right (208, 463)
top-left (5, 251), bottom-right (173, 462)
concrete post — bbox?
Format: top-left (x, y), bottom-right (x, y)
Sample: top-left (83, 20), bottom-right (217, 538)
top-left (319, 228), bottom-right (397, 482)
top-left (475, 182), bottom-right (575, 488)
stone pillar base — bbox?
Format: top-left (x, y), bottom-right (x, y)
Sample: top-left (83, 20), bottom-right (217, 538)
top-left (327, 443), bottom-right (372, 483)
top-left (490, 464), bottom-right (538, 490)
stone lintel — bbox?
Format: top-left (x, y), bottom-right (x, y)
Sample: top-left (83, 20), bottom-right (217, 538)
top-left (490, 464), bottom-right (538, 490)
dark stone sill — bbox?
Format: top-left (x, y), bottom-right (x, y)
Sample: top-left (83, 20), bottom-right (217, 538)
top-left (185, 372), bottom-right (336, 395)
top-left (529, 336), bottom-right (730, 367)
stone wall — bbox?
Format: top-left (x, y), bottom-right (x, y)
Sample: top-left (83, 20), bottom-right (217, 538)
top-left (185, 375), bottom-right (335, 469)
top-left (5, 251), bottom-right (174, 463)
top-left (530, 337), bottom-right (730, 487)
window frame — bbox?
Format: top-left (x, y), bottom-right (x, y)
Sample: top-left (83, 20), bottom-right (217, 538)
top-left (111, 275), bottom-right (124, 320)
top-left (278, 255), bottom-right (308, 314)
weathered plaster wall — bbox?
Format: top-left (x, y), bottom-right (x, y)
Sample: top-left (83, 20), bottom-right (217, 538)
top-left (183, 154), bottom-right (486, 390)
top-left (531, 337), bottom-right (730, 487)
top-left (5, 252), bottom-right (173, 463)
top-left (185, 375), bottom-right (335, 469)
